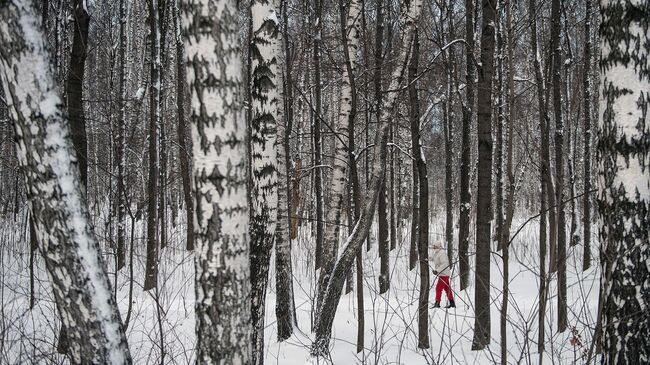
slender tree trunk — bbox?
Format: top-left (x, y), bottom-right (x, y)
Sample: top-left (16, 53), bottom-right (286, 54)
top-left (374, 0), bottom-right (390, 295)
top-left (115, 0), bottom-right (128, 270)
top-left (529, 0), bottom-right (548, 354)
top-left (459, 0), bottom-right (474, 291)
top-left (551, 0), bottom-right (567, 333)
top-left (67, 0), bottom-right (90, 189)
top-left (0, 3), bottom-right (132, 362)
top-left (249, 1), bottom-right (283, 362)
top-left (471, 0), bottom-right (497, 351)
top-left (598, 2), bottom-right (650, 362)
top-left (174, 0), bottom-right (194, 251)
top-left (443, 0), bottom-right (455, 266)
top-left (409, 150), bottom-right (419, 271)
top-left (499, 0), bottom-right (515, 361)
top-left (276, 0), bottom-right (296, 334)
top-left (182, 0), bottom-right (252, 362)
top-left (581, 0), bottom-right (592, 271)
top-left (316, 0), bottom-right (361, 313)
top-left (144, 0), bottom-right (162, 291)
top-left (275, 0), bottom-right (297, 342)
top-left (312, 0), bottom-right (325, 272)
top-left (311, 1), bottom-right (422, 356)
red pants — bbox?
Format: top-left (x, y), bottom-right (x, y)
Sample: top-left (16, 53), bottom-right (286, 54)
top-left (435, 275), bottom-right (454, 302)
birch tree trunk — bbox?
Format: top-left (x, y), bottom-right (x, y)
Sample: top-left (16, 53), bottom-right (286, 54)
top-left (315, 0), bottom-right (361, 313)
top-left (0, 2), bottom-right (132, 363)
top-left (249, 1), bottom-right (283, 362)
top-left (472, 0), bottom-right (497, 351)
top-left (311, 0), bottom-right (423, 356)
top-left (182, 0), bottom-right (252, 363)
top-left (598, 1), bottom-right (650, 362)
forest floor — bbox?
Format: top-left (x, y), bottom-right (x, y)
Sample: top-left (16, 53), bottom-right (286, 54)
top-left (0, 212), bottom-right (599, 364)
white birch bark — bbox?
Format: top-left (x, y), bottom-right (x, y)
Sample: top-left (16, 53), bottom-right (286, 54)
top-left (249, 0), bottom-right (283, 363)
top-left (315, 0), bottom-right (362, 315)
top-left (598, 1), bottom-right (650, 362)
top-left (311, 0), bottom-right (423, 356)
top-left (182, 0), bottom-right (252, 363)
top-left (0, 1), bottom-right (132, 363)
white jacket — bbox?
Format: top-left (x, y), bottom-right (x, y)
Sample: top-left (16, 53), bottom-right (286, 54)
top-left (432, 248), bottom-right (451, 276)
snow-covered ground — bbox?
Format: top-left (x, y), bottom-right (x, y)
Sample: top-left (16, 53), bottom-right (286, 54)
top-left (0, 212), bottom-right (599, 364)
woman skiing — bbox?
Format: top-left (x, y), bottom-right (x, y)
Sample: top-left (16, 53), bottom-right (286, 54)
top-left (432, 242), bottom-right (455, 308)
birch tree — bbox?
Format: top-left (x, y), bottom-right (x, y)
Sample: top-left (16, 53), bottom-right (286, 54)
top-left (598, 0), bottom-right (650, 362)
top-left (182, 0), bottom-right (252, 363)
top-left (0, 1), bottom-right (132, 363)
top-left (315, 0), bottom-right (361, 314)
top-left (311, 0), bottom-right (423, 356)
top-left (249, 0), bottom-right (283, 363)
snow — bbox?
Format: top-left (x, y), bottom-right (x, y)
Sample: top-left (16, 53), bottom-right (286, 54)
top-left (1, 214), bottom-right (601, 364)
top-left (134, 87), bottom-right (145, 100)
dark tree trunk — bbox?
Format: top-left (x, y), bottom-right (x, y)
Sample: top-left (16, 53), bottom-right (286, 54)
top-left (144, 0), bottom-right (162, 291)
top-left (471, 0), bottom-right (496, 351)
top-left (551, 0), bottom-right (567, 333)
top-left (581, 0), bottom-right (592, 271)
top-left (67, 0), bottom-right (90, 190)
top-left (312, 0), bottom-right (325, 272)
top-left (458, 0), bottom-right (475, 291)
top-left (412, 32), bottom-right (431, 350)
top-left (174, 0), bottom-right (194, 251)
top-left (529, 0), bottom-right (549, 354)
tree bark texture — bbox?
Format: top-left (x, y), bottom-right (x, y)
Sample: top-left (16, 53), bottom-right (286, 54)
top-left (182, 0), bottom-right (252, 363)
top-left (471, 0), bottom-right (496, 351)
top-left (0, 2), bottom-right (132, 363)
top-left (598, 2), bottom-right (650, 362)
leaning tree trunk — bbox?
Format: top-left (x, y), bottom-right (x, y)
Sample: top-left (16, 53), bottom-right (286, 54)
top-left (182, 0), bottom-right (252, 363)
top-left (472, 0), bottom-right (497, 351)
top-left (59, 0), bottom-right (91, 352)
top-left (0, 2), bottom-right (132, 363)
top-left (310, 0), bottom-right (423, 357)
top-left (315, 0), bottom-right (361, 314)
top-left (249, 1), bottom-right (283, 363)
top-left (458, 0), bottom-right (474, 291)
top-left (598, 2), bottom-right (650, 363)
top-left (550, 0), bottom-right (567, 333)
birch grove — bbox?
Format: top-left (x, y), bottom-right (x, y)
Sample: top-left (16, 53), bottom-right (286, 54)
top-left (0, 0), bottom-right (647, 363)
